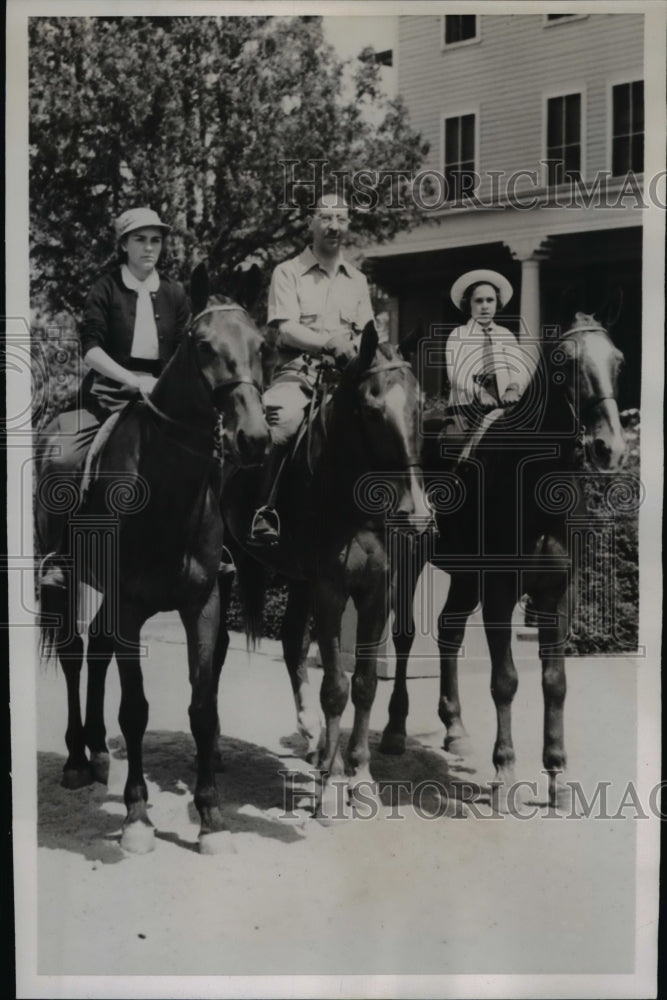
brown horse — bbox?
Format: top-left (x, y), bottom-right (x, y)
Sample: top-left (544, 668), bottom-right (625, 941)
top-left (36, 263), bottom-right (270, 853)
top-left (222, 323), bottom-right (433, 816)
top-left (380, 314), bottom-right (627, 809)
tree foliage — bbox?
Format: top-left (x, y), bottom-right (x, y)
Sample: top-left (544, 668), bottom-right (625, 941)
top-left (29, 15), bottom-right (429, 319)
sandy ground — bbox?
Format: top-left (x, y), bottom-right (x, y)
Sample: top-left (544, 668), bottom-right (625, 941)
top-left (32, 605), bottom-right (640, 985)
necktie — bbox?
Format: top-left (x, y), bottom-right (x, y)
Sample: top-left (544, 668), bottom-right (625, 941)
top-left (485, 329), bottom-right (510, 399)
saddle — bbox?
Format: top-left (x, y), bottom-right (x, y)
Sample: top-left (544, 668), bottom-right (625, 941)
top-left (435, 403), bottom-right (506, 464)
top-left (79, 411), bottom-right (123, 504)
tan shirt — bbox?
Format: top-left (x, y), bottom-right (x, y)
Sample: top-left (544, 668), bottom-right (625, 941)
top-left (267, 246), bottom-right (374, 376)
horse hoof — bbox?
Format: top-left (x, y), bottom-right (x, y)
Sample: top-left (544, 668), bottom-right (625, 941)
top-left (90, 752), bottom-right (110, 785)
top-left (349, 780), bottom-right (381, 818)
top-left (199, 830), bottom-right (235, 856)
top-left (61, 765), bottom-right (94, 790)
top-left (316, 779), bottom-right (351, 824)
top-left (379, 730), bottom-right (406, 756)
top-left (120, 821), bottom-right (155, 854)
top-left (488, 781), bottom-right (512, 814)
top-left (444, 734), bottom-right (472, 758)
top-left (549, 775), bottom-right (574, 813)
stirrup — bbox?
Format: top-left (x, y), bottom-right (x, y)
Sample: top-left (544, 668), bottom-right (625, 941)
top-left (523, 595), bottom-right (539, 628)
top-left (218, 545), bottom-right (236, 577)
top-left (39, 552), bottom-right (67, 589)
top-left (248, 506), bottom-right (281, 546)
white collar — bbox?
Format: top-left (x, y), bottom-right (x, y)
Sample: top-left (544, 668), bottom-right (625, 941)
top-left (121, 264), bottom-right (160, 293)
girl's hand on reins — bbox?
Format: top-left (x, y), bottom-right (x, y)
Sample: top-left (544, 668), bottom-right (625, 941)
top-left (500, 383), bottom-right (521, 407)
top-left (135, 374), bottom-right (158, 396)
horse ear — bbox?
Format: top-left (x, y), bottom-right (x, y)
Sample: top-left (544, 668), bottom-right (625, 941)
top-left (399, 319), bottom-right (424, 362)
top-left (190, 261), bottom-right (210, 318)
top-left (601, 285), bottom-right (624, 330)
top-left (358, 320), bottom-right (379, 370)
top-left (230, 264), bottom-right (263, 312)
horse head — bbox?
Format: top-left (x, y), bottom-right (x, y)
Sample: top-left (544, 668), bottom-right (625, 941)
top-left (335, 322), bottom-right (433, 530)
top-left (185, 262), bottom-right (270, 467)
top-left (554, 312), bottom-right (626, 470)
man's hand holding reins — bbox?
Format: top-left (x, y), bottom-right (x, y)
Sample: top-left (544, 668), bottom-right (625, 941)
top-left (324, 331), bottom-right (358, 370)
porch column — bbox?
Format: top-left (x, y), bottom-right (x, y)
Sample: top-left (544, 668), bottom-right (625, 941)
top-left (505, 237), bottom-right (551, 341)
top-left (505, 237), bottom-right (551, 381)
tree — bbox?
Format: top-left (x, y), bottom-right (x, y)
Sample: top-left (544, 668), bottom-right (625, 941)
top-left (29, 15), bottom-right (429, 320)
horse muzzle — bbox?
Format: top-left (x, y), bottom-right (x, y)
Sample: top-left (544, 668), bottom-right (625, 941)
top-left (222, 424), bottom-right (270, 468)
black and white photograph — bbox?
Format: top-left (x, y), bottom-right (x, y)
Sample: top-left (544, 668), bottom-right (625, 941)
top-left (6, 1), bottom-right (664, 997)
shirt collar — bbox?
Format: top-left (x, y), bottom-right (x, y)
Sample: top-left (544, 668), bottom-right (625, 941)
top-left (467, 318), bottom-right (497, 334)
top-left (121, 264), bottom-right (160, 293)
top-left (298, 246), bottom-right (351, 277)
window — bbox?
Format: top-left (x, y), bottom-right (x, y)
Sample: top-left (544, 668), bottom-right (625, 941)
top-left (612, 81), bottom-right (644, 175)
top-left (443, 15), bottom-right (477, 46)
top-left (544, 13), bottom-right (589, 25)
top-left (443, 113), bottom-right (476, 202)
top-left (546, 94), bottom-right (582, 186)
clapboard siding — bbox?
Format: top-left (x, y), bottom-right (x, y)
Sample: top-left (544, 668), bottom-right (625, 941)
top-left (398, 13), bottom-right (644, 189)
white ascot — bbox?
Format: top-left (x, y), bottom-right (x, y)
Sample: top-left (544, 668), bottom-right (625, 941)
top-left (122, 264), bottom-right (160, 360)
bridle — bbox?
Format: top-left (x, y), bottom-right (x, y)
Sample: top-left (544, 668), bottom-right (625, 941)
top-left (337, 356), bottom-right (424, 476)
top-left (142, 302), bottom-right (263, 455)
top-left (560, 325), bottom-right (616, 430)
top-left (558, 324), bottom-right (619, 448)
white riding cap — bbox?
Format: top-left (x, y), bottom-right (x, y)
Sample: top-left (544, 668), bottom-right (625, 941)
top-left (114, 207), bottom-right (171, 240)
top-left (450, 269), bottom-right (514, 311)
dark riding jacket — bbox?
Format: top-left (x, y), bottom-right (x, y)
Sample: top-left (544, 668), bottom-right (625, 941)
top-left (80, 269), bottom-right (190, 369)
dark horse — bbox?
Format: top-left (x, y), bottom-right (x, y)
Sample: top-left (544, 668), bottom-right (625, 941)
top-left (380, 313), bottom-right (627, 809)
top-left (36, 264), bottom-right (270, 853)
top-left (222, 323), bottom-right (433, 815)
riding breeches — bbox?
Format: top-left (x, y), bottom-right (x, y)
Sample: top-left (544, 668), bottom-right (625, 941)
top-left (263, 381), bottom-right (312, 447)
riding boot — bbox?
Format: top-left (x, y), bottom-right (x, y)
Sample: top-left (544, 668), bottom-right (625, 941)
top-left (247, 444), bottom-right (290, 547)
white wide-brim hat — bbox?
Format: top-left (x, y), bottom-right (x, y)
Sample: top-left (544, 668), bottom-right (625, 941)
top-left (114, 207), bottom-right (171, 240)
top-left (450, 269), bottom-right (513, 311)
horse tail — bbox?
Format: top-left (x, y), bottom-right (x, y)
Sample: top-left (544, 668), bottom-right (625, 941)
top-left (38, 578), bottom-right (76, 663)
top-left (234, 551), bottom-right (266, 648)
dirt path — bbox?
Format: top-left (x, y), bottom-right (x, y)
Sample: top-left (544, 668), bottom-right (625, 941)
top-left (33, 615), bottom-right (638, 986)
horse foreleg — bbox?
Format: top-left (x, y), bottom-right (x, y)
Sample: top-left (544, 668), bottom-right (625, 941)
top-left (346, 582), bottom-right (388, 808)
top-left (83, 606), bottom-right (114, 785)
top-left (210, 571), bottom-right (235, 770)
top-left (116, 606), bottom-right (153, 854)
top-left (536, 582), bottom-right (569, 809)
top-left (314, 579), bottom-right (349, 819)
top-left (438, 571), bottom-right (478, 756)
top-left (380, 547), bottom-right (422, 756)
top-left (483, 574), bottom-right (519, 808)
top-left (282, 579), bottom-right (321, 761)
top-left (60, 632), bottom-right (93, 789)
top-left (181, 584), bottom-right (229, 854)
